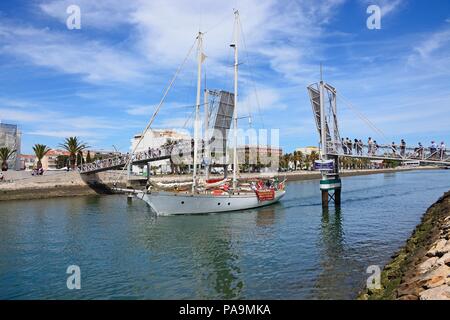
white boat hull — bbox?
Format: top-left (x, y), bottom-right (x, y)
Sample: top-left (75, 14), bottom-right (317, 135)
top-left (135, 190), bottom-right (286, 215)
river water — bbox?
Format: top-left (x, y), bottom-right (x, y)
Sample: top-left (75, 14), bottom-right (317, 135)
top-left (1, 169), bottom-right (449, 299)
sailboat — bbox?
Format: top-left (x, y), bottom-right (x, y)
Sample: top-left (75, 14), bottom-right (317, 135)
top-left (134, 11), bottom-right (286, 215)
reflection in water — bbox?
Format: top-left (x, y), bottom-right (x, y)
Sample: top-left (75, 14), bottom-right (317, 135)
top-left (312, 206), bottom-right (350, 299)
top-left (255, 205), bottom-right (277, 227)
top-left (1, 170), bottom-right (449, 299)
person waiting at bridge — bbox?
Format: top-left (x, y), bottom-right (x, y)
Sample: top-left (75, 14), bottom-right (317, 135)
top-left (439, 141), bottom-right (446, 160)
top-left (341, 138), bottom-right (348, 154)
top-left (346, 137), bottom-right (352, 154)
top-left (373, 140), bottom-right (379, 155)
top-left (358, 139), bottom-right (363, 155)
top-left (368, 137), bottom-right (374, 155)
top-left (415, 142), bottom-right (424, 159)
top-left (353, 139), bottom-right (359, 155)
top-left (391, 142), bottom-right (397, 156)
top-left (430, 141), bottom-right (437, 158)
top-left (400, 139), bottom-right (406, 157)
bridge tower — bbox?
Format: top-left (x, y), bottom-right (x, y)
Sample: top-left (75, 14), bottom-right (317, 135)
top-left (307, 78), bottom-right (342, 208)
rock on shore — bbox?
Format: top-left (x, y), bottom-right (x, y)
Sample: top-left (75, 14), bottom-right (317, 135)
top-left (360, 191), bottom-right (450, 300)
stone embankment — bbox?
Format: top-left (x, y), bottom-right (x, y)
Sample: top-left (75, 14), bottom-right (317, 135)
top-left (361, 191), bottom-right (450, 300)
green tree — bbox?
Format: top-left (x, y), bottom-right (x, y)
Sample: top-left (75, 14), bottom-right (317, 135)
top-left (56, 155), bottom-right (69, 169)
top-left (32, 144), bottom-right (51, 169)
top-left (86, 151), bottom-right (92, 163)
top-left (293, 151), bottom-right (303, 170)
top-left (59, 137), bottom-right (89, 169)
top-left (0, 147), bottom-right (16, 171)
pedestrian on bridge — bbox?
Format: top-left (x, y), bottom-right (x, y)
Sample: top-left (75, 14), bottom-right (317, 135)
top-left (440, 142), bottom-right (446, 160)
top-left (430, 141), bottom-right (437, 158)
top-left (368, 137), bottom-right (374, 155)
top-left (346, 137), bottom-right (352, 155)
top-left (415, 142), bottom-right (424, 159)
top-left (400, 139), bottom-right (406, 157)
top-left (341, 138), bottom-right (348, 154)
top-left (373, 140), bottom-right (379, 155)
top-left (353, 139), bottom-right (359, 155)
top-left (391, 142), bottom-right (397, 156)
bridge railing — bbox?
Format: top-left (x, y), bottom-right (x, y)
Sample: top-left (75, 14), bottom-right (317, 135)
top-left (325, 141), bottom-right (449, 162)
top-left (78, 140), bottom-right (195, 174)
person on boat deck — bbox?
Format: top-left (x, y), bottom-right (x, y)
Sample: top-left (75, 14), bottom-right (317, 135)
top-left (439, 141), bottom-right (446, 160)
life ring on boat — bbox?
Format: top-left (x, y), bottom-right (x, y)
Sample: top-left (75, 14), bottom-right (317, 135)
top-left (212, 189), bottom-right (225, 196)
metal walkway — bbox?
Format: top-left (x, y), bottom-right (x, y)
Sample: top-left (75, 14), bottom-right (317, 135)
top-left (307, 82), bottom-right (450, 166)
top-left (324, 142), bottom-right (450, 165)
top-left (79, 141), bottom-right (193, 174)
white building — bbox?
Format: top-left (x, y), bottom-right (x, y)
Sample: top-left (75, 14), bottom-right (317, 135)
top-left (130, 129), bottom-right (191, 175)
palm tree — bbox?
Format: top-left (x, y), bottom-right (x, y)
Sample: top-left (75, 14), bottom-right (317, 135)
top-left (59, 137), bottom-right (89, 169)
top-left (0, 147), bottom-right (16, 171)
top-left (32, 144), bottom-right (51, 169)
top-left (293, 150), bottom-right (303, 170)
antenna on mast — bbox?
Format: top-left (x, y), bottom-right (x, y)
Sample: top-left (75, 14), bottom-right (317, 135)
top-left (320, 63), bottom-right (323, 82)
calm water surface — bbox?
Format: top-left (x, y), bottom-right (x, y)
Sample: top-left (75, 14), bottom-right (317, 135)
top-left (1, 170), bottom-right (449, 299)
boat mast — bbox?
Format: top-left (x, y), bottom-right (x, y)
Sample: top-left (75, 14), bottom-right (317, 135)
top-left (193, 32), bottom-right (203, 191)
top-left (231, 10), bottom-right (239, 189)
top-left (204, 88), bottom-right (209, 181)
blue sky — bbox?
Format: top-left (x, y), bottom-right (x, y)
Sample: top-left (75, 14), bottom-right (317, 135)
top-left (0, 0), bottom-right (449, 154)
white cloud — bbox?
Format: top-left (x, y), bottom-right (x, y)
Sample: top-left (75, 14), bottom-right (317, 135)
top-left (360, 0), bottom-right (404, 17)
top-left (126, 105), bottom-right (154, 116)
top-left (0, 24), bottom-right (145, 84)
top-left (39, 0), bottom-right (136, 29)
top-left (412, 28), bottom-right (450, 58)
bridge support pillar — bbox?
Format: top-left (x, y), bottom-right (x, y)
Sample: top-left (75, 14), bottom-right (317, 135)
top-left (320, 177), bottom-right (342, 208)
top-left (319, 156), bottom-right (341, 208)
top-left (126, 162), bottom-right (132, 188)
